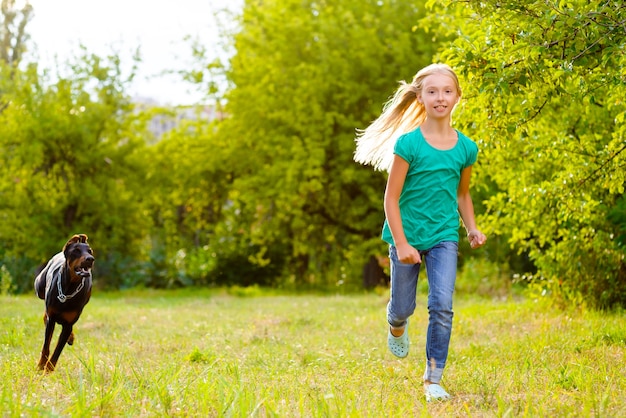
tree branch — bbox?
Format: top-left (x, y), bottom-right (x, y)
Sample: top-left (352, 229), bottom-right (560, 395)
top-left (577, 142), bottom-right (626, 187)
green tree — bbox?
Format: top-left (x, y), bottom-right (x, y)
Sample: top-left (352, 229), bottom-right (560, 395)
top-left (142, 113), bottom-right (241, 287)
top-left (0, 0), bottom-right (32, 66)
top-left (427, 0), bottom-right (626, 307)
top-left (212, 0), bottom-right (439, 286)
top-left (0, 52), bottom-right (151, 291)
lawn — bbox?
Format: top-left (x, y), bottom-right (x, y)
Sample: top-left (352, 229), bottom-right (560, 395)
top-left (1, 287), bottom-right (625, 417)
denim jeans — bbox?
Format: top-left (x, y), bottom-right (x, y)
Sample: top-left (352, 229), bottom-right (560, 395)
top-left (387, 241), bottom-right (458, 384)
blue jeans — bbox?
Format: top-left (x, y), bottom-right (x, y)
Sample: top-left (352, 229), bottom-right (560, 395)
top-left (387, 241), bottom-right (458, 384)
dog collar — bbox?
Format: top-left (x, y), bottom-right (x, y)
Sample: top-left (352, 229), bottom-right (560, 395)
top-left (56, 269), bottom-right (86, 303)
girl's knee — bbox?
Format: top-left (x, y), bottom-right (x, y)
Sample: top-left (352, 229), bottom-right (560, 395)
top-left (388, 303), bottom-right (416, 325)
top-left (428, 306), bottom-right (454, 327)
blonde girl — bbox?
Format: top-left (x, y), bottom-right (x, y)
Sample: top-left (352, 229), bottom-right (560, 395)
top-left (355, 63), bottom-right (487, 401)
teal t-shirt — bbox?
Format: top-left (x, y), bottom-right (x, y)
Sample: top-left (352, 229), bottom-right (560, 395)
top-left (381, 127), bottom-right (478, 250)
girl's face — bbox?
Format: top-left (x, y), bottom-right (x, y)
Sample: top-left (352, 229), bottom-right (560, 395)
top-left (418, 73), bottom-right (460, 119)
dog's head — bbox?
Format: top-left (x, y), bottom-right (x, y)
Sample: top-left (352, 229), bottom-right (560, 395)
top-left (63, 234), bottom-right (95, 282)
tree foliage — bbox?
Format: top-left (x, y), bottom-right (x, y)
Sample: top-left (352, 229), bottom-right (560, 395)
top-left (0, 53), bottom-right (151, 291)
top-left (212, 0), bottom-right (438, 286)
top-left (142, 114), bottom-right (245, 287)
top-left (10, 0), bottom-right (626, 306)
top-left (0, 0), bottom-right (32, 66)
top-left (427, 0), bottom-right (626, 307)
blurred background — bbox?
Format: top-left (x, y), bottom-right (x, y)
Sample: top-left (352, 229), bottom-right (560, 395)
top-left (1, 0), bottom-right (625, 310)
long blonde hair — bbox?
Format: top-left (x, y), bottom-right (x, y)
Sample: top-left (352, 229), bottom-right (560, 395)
top-left (354, 63), bottom-right (462, 171)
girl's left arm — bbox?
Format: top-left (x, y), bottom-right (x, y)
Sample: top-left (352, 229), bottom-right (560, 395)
top-left (457, 166), bottom-right (487, 249)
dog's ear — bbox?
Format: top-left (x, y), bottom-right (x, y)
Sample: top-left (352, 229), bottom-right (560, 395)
top-left (63, 234), bottom-right (88, 252)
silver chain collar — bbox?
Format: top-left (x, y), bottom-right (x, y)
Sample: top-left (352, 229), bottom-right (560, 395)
top-left (56, 269), bottom-right (86, 303)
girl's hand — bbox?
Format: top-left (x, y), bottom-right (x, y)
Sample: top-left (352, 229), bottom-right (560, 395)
top-left (396, 242), bottom-right (421, 264)
top-left (467, 230), bottom-right (487, 249)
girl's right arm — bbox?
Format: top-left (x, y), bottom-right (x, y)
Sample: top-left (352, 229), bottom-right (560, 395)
top-left (384, 155), bottom-right (422, 264)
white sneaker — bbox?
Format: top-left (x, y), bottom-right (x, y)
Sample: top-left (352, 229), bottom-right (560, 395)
top-left (424, 383), bottom-right (451, 402)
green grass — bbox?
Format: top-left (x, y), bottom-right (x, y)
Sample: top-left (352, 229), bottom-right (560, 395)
top-left (1, 288), bottom-right (625, 417)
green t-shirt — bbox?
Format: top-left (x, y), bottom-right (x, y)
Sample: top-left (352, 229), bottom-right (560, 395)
top-left (381, 127), bottom-right (478, 250)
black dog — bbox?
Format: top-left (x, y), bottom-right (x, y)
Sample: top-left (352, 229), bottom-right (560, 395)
top-left (34, 234), bottom-right (94, 372)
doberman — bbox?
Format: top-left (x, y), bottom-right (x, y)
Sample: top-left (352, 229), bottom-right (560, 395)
top-left (34, 234), bottom-right (94, 372)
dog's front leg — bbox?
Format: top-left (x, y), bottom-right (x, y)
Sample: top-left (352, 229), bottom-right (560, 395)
top-left (37, 314), bottom-right (55, 371)
top-left (47, 324), bottom-right (74, 372)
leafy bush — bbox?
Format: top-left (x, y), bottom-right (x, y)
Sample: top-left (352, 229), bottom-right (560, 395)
top-left (0, 265), bottom-right (14, 296)
top-left (431, 0), bottom-right (626, 308)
